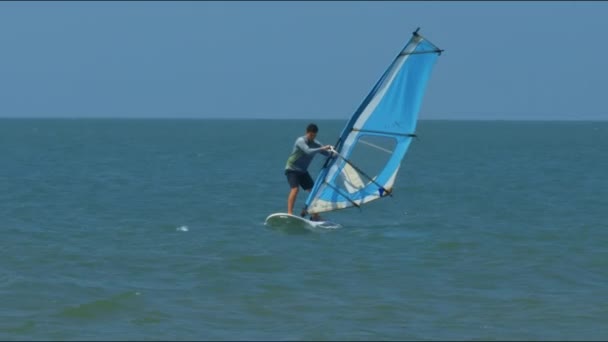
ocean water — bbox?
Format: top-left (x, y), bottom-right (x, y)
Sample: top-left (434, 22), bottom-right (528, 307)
top-left (1, 118), bottom-right (607, 341)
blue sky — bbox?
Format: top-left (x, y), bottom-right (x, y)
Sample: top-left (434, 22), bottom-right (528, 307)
top-left (0, 1), bottom-right (606, 120)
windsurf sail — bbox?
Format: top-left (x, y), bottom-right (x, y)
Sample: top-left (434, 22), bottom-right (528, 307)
top-left (303, 28), bottom-right (443, 215)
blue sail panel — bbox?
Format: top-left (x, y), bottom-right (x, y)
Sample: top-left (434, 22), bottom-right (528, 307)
top-left (359, 41), bottom-right (439, 135)
top-left (304, 30), bottom-right (442, 215)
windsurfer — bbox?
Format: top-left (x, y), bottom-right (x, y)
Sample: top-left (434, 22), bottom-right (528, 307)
top-left (284, 123), bottom-right (333, 221)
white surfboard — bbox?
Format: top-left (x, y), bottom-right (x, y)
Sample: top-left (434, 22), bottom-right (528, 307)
top-left (264, 213), bottom-right (341, 233)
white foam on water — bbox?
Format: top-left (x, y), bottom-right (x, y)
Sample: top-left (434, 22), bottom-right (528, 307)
top-left (317, 222), bottom-right (343, 230)
top-left (176, 226), bottom-right (189, 232)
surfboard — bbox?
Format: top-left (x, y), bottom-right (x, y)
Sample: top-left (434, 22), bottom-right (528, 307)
top-left (264, 213), bottom-right (341, 233)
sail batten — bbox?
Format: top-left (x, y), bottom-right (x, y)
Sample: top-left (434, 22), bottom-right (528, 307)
top-left (303, 29), bottom-right (442, 215)
top-left (399, 49), bottom-right (443, 56)
top-left (352, 128), bottom-right (417, 138)
top-left (358, 139), bottom-right (394, 154)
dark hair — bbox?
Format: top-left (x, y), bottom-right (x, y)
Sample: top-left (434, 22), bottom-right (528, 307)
top-left (306, 123), bottom-right (318, 133)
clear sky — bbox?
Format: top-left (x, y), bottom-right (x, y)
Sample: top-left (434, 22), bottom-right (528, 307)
top-left (1, 1), bottom-right (606, 120)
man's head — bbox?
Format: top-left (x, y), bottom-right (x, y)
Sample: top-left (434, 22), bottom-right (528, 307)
top-left (305, 123), bottom-right (318, 141)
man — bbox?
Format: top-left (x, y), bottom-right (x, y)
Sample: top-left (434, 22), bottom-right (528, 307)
top-left (285, 123), bottom-right (333, 221)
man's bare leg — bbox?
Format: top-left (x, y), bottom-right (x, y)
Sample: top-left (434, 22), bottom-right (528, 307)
top-left (287, 187), bottom-right (299, 215)
top-left (304, 188), bottom-right (322, 221)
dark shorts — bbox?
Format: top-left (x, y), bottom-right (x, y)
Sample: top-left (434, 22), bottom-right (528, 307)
top-left (285, 170), bottom-right (314, 190)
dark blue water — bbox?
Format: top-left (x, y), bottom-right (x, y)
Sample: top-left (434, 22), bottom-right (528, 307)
top-left (1, 119), bottom-right (607, 340)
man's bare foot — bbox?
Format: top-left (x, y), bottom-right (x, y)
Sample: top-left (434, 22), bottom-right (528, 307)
top-left (310, 213), bottom-right (323, 221)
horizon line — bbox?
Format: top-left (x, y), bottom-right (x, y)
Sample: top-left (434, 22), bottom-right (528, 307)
top-left (0, 116), bottom-right (607, 122)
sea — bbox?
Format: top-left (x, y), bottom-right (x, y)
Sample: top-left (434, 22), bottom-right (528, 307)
top-left (1, 118), bottom-right (607, 341)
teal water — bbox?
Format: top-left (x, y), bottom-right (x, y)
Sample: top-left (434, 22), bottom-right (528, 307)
top-left (1, 118), bottom-right (607, 340)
